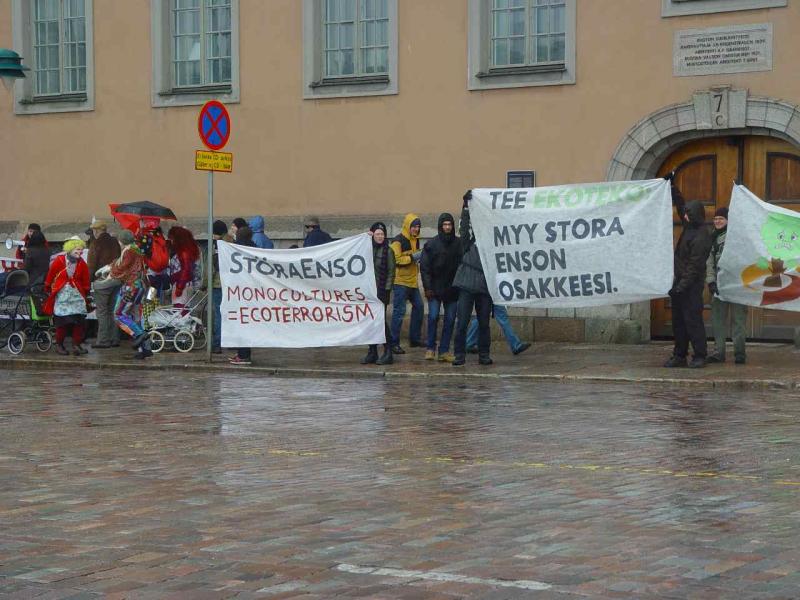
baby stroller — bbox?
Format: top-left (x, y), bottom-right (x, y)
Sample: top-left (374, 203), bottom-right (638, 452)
top-left (0, 270), bottom-right (52, 355)
top-left (146, 288), bottom-right (207, 353)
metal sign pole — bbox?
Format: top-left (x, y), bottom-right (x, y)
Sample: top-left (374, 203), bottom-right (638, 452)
top-left (206, 170), bottom-right (214, 363)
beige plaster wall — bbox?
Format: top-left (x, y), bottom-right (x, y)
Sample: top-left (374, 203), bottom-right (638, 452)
top-left (1, 0), bottom-right (798, 224)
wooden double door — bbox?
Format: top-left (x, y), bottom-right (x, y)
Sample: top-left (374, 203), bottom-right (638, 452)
top-left (652, 135), bottom-right (800, 341)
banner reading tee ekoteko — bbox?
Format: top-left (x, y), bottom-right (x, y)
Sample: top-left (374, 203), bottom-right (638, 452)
top-left (718, 185), bottom-right (800, 310)
top-left (470, 179), bottom-right (674, 308)
top-left (218, 234), bottom-right (385, 347)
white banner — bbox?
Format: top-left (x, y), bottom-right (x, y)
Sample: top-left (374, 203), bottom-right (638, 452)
top-left (718, 185), bottom-right (800, 311)
top-left (470, 180), bottom-right (674, 308)
top-left (218, 234), bottom-right (385, 347)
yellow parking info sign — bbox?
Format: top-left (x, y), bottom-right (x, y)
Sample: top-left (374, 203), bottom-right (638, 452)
top-left (195, 150), bottom-right (233, 173)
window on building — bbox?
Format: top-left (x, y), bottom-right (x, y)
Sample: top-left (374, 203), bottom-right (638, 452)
top-left (151, 0), bottom-right (239, 108)
top-left (490, 0), bottom-right (565, 69)
top-left (11, 0), bottom-right (94, 114)
top-left (468, 0), bottom-right (575, 91)
top-left (303, 0), bottom-right (398, 99)
top-left (323, 0), bottom-right (388, 78)
top-left (32, 0), bottom-right (87, 96)
top-left (662, 0), bottom-right (786, 18)
top-left (172, 0), bottom-right (232, 88)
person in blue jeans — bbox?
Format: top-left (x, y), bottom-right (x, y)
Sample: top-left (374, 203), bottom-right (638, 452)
top-left (205, 220), bottom-right (232, 353)
top-left (420, 213), bottom-right (461, 362)
top-left (389, 213), bottom-right (423, 353)
top-left (466, 305), bottom-right (531, 355)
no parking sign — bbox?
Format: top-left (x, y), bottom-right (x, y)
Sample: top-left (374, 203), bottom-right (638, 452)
top-left (196, 100), bottom-right (233, 172)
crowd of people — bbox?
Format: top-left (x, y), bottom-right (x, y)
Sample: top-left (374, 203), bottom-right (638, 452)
top-left (8, 179), bottom-right (747, 368)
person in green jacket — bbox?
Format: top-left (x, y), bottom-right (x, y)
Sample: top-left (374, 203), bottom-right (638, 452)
top-left (706, 206), bottom-right (747, 364)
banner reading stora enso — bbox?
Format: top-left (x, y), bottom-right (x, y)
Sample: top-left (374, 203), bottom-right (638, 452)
top-left (218, 235), bottom-right (386, 347)
top-left (470, 180), bottom-right (674, 308)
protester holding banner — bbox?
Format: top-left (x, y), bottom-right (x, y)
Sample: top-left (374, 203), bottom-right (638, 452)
top-left (706, 207), bottom-right (747, 364)
top-left (361, 222), bottom-right (396, 365)
top-left (209, 220), bottom-right (233, 353)
top-left (230, 226), bottom-right (256, 365)
top-left (420, 213), bottom-right (461, 362)
top-left (389, 213), bottom-right (424, 354)
top-left (665, 181), bottom-right (712, 369)
top-left (452, 191), bottom-right (493, 366)
top-left (248, 216), bottom-right (274, 249)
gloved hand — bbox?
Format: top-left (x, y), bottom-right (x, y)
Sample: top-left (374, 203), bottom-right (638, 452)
top-left (462, 189), bottom-right (472, 207)
top-left (663, 171), bottom-right (675, 182)
top-left (412, 250), bottom-right (422, 263)
top-left (708, 282), bottom-right (718, 296)
top-left (424, 290), bottom-right (434, 300)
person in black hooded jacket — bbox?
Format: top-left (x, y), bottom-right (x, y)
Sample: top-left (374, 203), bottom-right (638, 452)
top-left (664, 177), bottom-right (712, 369)
top-left (452, 190), bottom-right (493, 367)
top-left (420, 213), bottom-right (462, 362)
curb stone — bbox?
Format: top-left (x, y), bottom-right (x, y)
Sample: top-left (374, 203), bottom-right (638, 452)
top-left (2, 356), bottom-right (798, 390)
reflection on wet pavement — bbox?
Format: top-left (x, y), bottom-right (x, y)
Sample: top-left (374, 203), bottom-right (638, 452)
top-left (1, 369), bottom-right (800, 598)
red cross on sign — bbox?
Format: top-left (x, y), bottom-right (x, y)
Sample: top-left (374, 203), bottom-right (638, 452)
top-left (198, 100), bottom-right (231, 151)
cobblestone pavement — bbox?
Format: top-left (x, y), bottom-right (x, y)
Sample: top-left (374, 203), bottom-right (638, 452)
top-left (1, 369), bottom-right (800, 599)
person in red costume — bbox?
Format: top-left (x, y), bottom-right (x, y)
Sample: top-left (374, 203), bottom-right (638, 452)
top-left (43, 238), bottom-right (90, 356)
top-left (167, 226), bottom-right (201, 308)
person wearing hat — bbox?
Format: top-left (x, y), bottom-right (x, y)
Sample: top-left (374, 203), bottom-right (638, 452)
top-left (15, 223), bottom-right (48, 260)
top-left (87, 220), bottom-right (121, 282)
top-left (302, 216), bottom-right (333, 248)
top-left (361, 222), bottom-right (396, 365)
top-left (706, 206), bottom-right (747, 364)
top-left (43, 238), bottom-right (91, 356)
top-left (112, 232), bottom-right (153, 359)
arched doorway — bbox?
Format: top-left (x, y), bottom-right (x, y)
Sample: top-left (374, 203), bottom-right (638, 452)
top-left (608, 91), bottom-right (800, 341)
top-left (652, 136), bottom-right (800, 340)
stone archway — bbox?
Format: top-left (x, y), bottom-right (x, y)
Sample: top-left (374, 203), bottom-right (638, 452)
top-left (607, 89), bottom-right (800, 181)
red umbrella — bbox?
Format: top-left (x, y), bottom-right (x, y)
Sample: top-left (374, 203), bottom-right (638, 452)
top-left (110, 201), bottom-right (177, 233)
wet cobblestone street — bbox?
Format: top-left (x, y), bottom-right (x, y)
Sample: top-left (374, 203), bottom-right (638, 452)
top-left (1, 368), bottom-right (799, 599)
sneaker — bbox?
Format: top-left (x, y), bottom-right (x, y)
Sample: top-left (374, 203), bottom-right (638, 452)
top-left (391, 345), bottom-right (406, 355)
top-left (438, 353), bottom-right (455, 363)
top-left (424, 350), bottom-right (436, 360)
top-left (512, 342), bottom-right (531, 356)
top-left (453, 356), bottom-right (466, 366)
top-left (705, 353), bottom-right (724, 364)
top-left (735, 357), bottom-right (746, 365)
top-left (479, 356), bottom-right (493, 366)
top-left (688, 357), bottom-right (706, 369)
top-left (663, 356), bottom-right (687, 368)
top-left (229, 356), bottom-right (251, 366)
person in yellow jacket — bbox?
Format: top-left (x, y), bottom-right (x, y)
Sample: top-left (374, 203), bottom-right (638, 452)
top-left (389, 213), bottom-right (424, 353)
